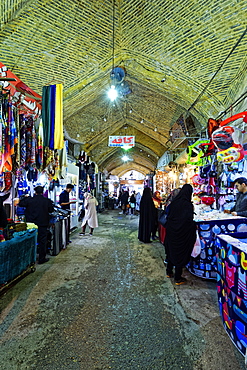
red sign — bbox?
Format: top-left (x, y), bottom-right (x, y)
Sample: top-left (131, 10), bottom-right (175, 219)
top-left (108, 136), bottom-right (135, 147)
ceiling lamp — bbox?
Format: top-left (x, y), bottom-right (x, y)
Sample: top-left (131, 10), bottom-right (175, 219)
top-left (108, 85), bottom-right (118, 101)
top-left (122, 155), bottom-right (129, 161)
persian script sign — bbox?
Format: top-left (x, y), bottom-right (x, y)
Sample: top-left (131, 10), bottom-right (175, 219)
top-left (108, 136), bottom-right (135, 147)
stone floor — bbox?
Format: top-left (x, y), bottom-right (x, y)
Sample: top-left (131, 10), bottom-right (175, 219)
top-left (0, 210), bottom-right (245, 369)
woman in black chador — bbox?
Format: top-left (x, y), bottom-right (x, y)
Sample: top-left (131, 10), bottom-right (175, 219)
top-left (165, 184), bottom-right (196, 285)
top-left (138, 187), bottom-right (156, 243)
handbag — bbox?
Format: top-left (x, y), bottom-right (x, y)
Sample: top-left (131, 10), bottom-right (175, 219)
top-left (158, 210), bottom-right (167, 228)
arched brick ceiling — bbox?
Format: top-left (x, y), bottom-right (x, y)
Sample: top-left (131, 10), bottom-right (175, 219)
top-left (0, 0), bottom-right (246, 175)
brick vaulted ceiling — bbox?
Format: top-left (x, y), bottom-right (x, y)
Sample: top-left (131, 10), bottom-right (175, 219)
top-left (0, 0), bottom-right (246, 175)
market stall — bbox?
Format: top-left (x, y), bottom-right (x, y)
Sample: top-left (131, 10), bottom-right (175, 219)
top-left (216, 232), bottom-right (247, 356)
top-left (187, 211), bottom-right (247, 279)
top-left (0, 228), bottom-right (37, 290)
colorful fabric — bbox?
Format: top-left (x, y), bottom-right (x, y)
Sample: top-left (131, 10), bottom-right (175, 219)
top-left (42, 84), bottom-right (64, 150)
top-left (42, 86), bottom-right (51, 147)
top-left (2, 103), bottom-right (12, 172)
top-left (49, 84), bottom-right (56, 150)
top-left (37, 119), bottom-right (44, 169)
top-left (8, 104), bottom-right (18, 156)
top-left (59, 141), bottom-right (67, 178)
top-left (54, 84), bottom-right (63, 150)
top-left (20, 115), bottom-right (26, 167)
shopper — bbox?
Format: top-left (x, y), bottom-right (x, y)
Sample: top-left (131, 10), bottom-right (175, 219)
top-left (18, 186), bottom-right (54, 264)
top-left (152, 191), bottom-right (162, 208)
top-left (224, 177), bottom-right (247, 217)
top-left (79, 192), bottom-right (98, 236)
top-left (129, 192), bottom-right (136, 215)
top-left (59, 183), bottom-right (76, 242)
top-left (138, 187), bottom-right (157, 243)
top-left (162, 188), bottom-right (181, 262)
top-left (164, 184), bottom-right (196, 285)
top-left (152, 190), bottom-right (163, 239)
top-left (135, 192), bottom-right (141, 213)
top-left (120, 190), bottom-right (129, 215)
top-left (165, 188), bottom-right (181, 210)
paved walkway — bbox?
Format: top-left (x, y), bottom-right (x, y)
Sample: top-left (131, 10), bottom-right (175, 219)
top-left (0, 210), bottom-right (245, 369)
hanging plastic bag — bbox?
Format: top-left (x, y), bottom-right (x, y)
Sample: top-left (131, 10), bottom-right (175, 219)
top-left (191, 230), bottom-right (201, 258)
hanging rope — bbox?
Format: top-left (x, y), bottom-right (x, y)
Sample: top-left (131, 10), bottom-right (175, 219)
top-left (112, 0), bottom-right (116, 72)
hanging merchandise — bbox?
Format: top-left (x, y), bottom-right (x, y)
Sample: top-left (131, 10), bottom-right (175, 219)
top-left (42, 84), bottom-right (64, 150)
top-left (0, 99), bottom-right (18, 172)
top-left (0, 62), bottom-right (42, 118)
top-left (212, 126), bottom-right (245, 163)
top-left (186, 139), bottom-right (210, 165)
top-left (219, 111), bottom-right (247, 127)
top-left (4, 171), bottom-right (12, 191)
top-left (36, 118), bottom-right (44, 169)
top-left (198, 118), bottom-right (221, 157)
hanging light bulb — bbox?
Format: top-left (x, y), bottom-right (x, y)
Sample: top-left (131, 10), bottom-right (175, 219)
top-left (91, 128), bottom-right (94, 132)
top-left (140, 119), bottom-right (144, 123)
top-left (122, 155), bottom-right (129, 162)
top-left (154, 127), bottom-right (157, 132)
top-left (108, 85), bottom-right (118, 101)
top-left (129, 109), bottom-right (132, 113)
top-left (103, 117), bottom-right (107, 122)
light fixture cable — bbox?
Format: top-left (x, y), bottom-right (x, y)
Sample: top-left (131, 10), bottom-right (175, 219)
top-left (112, 0), bottom-right (116, 72)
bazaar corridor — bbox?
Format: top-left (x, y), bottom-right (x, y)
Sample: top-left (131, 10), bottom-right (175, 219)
top-left (0, 210), bottom-right (245, 370)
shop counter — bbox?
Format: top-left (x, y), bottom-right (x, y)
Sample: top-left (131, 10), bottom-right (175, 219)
top-left (187, 215), bottom-right (247, 279)
top-left (216, 232), bottom-right (247, 356)
top-left (0, 229), bottom-right (37, 289)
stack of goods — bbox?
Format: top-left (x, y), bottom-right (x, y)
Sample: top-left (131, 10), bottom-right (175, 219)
top-left (14, 222), bottom-right (27, 232)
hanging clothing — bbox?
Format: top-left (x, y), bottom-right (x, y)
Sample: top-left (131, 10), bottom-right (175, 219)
top-left (59, 141), bottom-right (67, 178)
top-left (36, 118), bottom-right (44, 169)
top-left (138, 187), bottom-right (156, 243)
top-left (8, 104), bottom-right (18, 156)
top-left (20, 115), bottom-right (26, 167)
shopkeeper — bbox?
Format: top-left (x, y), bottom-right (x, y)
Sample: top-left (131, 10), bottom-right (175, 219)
top-left (59, 184), bottom-right (76, 241)
top-left (225, 177), bottom-right (247, 217)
